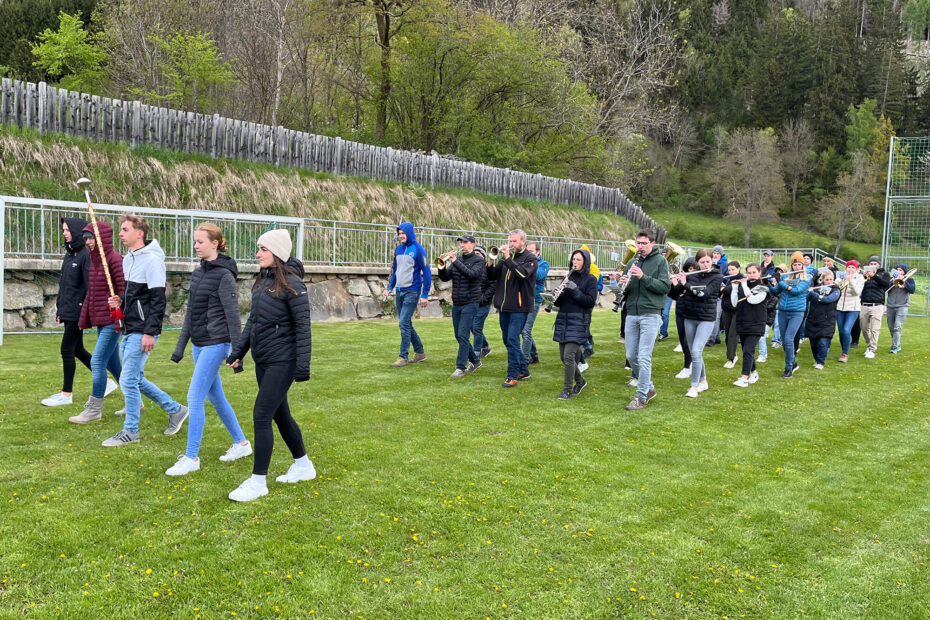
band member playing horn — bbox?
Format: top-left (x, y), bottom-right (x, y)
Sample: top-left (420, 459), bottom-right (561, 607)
top-left (767, 251), bottom-right (811, 378)
top-left (438, 234), bottom-right (487, 377)
top-left (806, 268), bottom-right (841, 369)
top-left (886, 263), bottom-right (916, 354)
top-left (670, 249), bottom-right (723, 398)
top-left (383, 223), bottom-right (431, 367)
top-left (552, 249), bottom-right (598, 400)
top-left (520, 241), bottom-right (550, 365)
top-left (671, 257), bottom-right (697, 379)
top-left (731, 263), bottom-right (769, 387)
top-left (488, 229), bottom-right (538, 388)
top-left (472, 246), bottom-right (496, 358)
top-left (858, 255), bottom-right (891, 359)
top-left (835, 260), bottom-right (864, 363)
top-left (617, 229), bottom-right (671, 410)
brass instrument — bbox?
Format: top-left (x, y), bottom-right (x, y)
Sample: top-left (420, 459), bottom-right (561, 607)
top-left (664, 241), bottom-right (685, 274)
top-left (614, 239), bottom-right (637, 271)
top-left (890, 268), bottom-right (918, 289)
top-left (435, 247), bottom-right (462, 268)
top-left (487, 242), bottom-right (510, 261)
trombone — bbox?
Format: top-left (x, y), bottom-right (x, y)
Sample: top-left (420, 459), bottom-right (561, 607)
top-left (887, 268), bottom-right (918, 290)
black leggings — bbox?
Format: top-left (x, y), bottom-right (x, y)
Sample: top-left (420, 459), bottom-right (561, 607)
top-left (60, 320), bottom-right (92, 392)
top-left (252, 361), bottom-right (307, 476)
top-left (559, 342), bottom-right (583, 390)
top-left (739, 334), bottom-right (760, 375)
top-left (721, 309), bottom-right (739, 360)
top-left (675, 312), bottom-right (692, 368)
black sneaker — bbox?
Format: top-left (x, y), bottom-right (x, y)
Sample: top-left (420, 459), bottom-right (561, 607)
top-left (782, 368), bottom-right (793, 378)
top-left (792, 362), bottom-right (799, 374)
top-left (529, 355), bottom-right (539, 365)
top-left (517, 372), bottom-right (531, 380)
top-left (657, 334), bottom-right (668, 342)
top-left (582, 348), bottom-right (594, 359)
top-left (572, 379), bottom-right (587, 395)
top-left (558, 390), bottom-right (573, 400)
top-left (624, 360), bottom-right (632, 370)
top-left (481, 348), bottom-right (491, 358)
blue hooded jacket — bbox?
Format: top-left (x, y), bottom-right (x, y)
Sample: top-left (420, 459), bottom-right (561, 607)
top-left (388, 222), bottom-right (431, 298)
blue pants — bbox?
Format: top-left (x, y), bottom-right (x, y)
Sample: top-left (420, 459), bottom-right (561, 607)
top-left (521, 301), bottom-right (541, 360)
top-left (660, 297), bottom-right (673, 337)
top-left (472, 304), bottom-right (491, 352)
top-left (395, 290), bottom-right (424, 359)
top-left (777, 311), bottom-right (805, 371)
top-left (90, 324), bottom-right (121, 398)
top-left (185, 343), bottom-right (247, 459)
top-left (119, 333), bottom-right (181, 433)
top-left (810, 337), bottom-right (831, 365)
top-left (451, 303), bottom-right (480, 369)
top-left (759, 324), bottom-right (769, 358)
top-left (625, 314), bottom-right (661, 401)
top-left (499, 311), bottom-right (528, 379)
top-left (772, 309), bottom-right (782, 344)
top-left (836, 310), bottom-right (859, 355)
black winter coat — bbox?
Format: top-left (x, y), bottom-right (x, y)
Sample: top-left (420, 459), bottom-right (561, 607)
top-left (57, 217), bottom-right (90, 322)
top-left (552, 250), bottom-right (598, 344)
top-left (172, 255), bottom-right (242, 361)
top-left (733, 278), bottom-right (769, 337)
top-left (438, 251), bottom-right (486, 305)
top-left (860, 269), bottom-right (891, 305)
top-left (806, 286), bottom-right (840, 339)
top-left (670, 268), bottom-right (724, 322)
top-left (489, 248), bottom-right (538, 312)
top-left (765, 291), bottom-right (778, 326)
top-left (228, 258), bottom-right (312, 381)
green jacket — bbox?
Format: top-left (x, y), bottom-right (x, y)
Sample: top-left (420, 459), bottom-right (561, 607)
top-left (622, 247), bottom-right (671, 315)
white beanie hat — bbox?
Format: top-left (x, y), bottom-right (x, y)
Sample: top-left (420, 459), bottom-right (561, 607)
top-left (257, 229), bottom-right (292, 263)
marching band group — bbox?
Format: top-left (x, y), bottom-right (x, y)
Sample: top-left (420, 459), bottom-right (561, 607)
top-left (41, 214), bottom-right (918, 500)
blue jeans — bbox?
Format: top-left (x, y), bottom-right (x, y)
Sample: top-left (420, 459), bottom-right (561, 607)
top-left (625, 314), bottom-right (662, 401)
top-left (759, 325), bottom-right (769, 358)
top-left (777, 311), bottom-right (804, 371)
top-left (472, 304), bottom-right (491, 351)
top-left (119, 333), bottom-right (181, 433)
top-left (660, 297), bottom-right (673, 337)
top-left (772, 309), bottom-right (782, 344)
top-left (186, 343), bottom-right (246, 459)
top-left (683, 319), bottom-right (716, 387)
top-left (451, 303), bottom-right (480, 369)
top-left (521, 301), bottom-right (541, 359)
top-left (810, 337), bottom-right (831, 365)
top-left (836, 310), bottom-right (859, 355)
top-left (499, 311), bottom-right (528, 379)
top-left (395, 290), bottom-right (424, 359)
top-left (91, 324), bottom-right (121, 398)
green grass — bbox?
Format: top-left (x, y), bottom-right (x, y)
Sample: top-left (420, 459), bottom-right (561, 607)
top-left (2, 310), bottom-right (929, 617)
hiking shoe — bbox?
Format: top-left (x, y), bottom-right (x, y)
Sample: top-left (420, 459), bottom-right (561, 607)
top-left (813, 363), bottom-right (824, 370)
top-left (480, 348), bottom-right (491, 358)
top-left (501, 379), bottom-right (518, 388)
top-left (675, 366), bottom-right (691, 379)
top-left (772, 341), bottom-right (782, 349)
top-left (756, 355), bottom-right (767, 363)
top-left (558, 390), bottom-right (573, 400)
top-left (450, 368), bottom-right (467, 378)
top-left (626, 378), bottom-right (638, 388)
top-left (838, 354), bottom-right (848, 363)
top-left (748, 371), bottom-right (760, 384)
top-left (685, 387), bottom-right (699, 398)
top-left (390, 356), bottom-right (409, 367)
top-left (104, 378), bottom-right (119, 397)
top-left (577, 361), bottom-right (589, 373)
top-left (69, 396), bottom-right (103, 424)
top-left (572, 378), bottom-right (587, 395)
top-left (102, 429), bottom-right (140, 447)
top-left (625, 397), bottom-right (646, 411)
top-left (411, 352), bottom-right (427, 363)
top-left (733, 377), bottom-right (750, 388)
top-left (276, 461), bottom-right (317, 484)
top-left (164, 405), bottom-right (189, 436)
top-left (673, 343), bottom-right (683, 353)
top-left (42, 392), bottom-right (72, 407)
top-left (644, 388), bottom-right (657, 403)
top-left (229, 476), bottom-right (268, 502)
top-left (864, 349), bottom-right (875, 359)
top-left (517, 372), bottom-right (530, 380)
top-left (465, 360), bottom-right (482, 373)
top-left (166, 455), bottom-right (200, 476)
top-left (219, 441), bottom-right (253, 462)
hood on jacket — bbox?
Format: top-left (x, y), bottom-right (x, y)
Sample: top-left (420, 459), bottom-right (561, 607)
top-left (285, 256), bottom-right (305, 278)
top-left (397, 222), bottom-right (417, 246)
top-left (82, 220), bottom-right (117, 260)
top-left (204, 253), bottom-right (239, 278)
top-left (62, 217), bottom-right (89, 253)
top-left (580, 244), bottom-right (600, 279)
top-left (130, 238), bottom-right (166, 260)
top-left (570, 248), bottom-right (591, 276)
top-left (683, 257), bottom-right (697, 272)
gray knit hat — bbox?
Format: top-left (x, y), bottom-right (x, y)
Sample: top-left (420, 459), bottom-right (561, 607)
top-left (257, 229), bottom-right (293, 262)
top-left (713, 245), bottom-right (724, 254)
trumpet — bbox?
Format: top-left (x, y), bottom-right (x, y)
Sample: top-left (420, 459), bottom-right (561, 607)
top-left (435, 247), bottom-right (462, 268)
top-left (487, 242), bottom-right (510, 261)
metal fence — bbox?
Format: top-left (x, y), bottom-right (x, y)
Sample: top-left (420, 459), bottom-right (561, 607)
top-left (882, 137), bottom-right (930, 316)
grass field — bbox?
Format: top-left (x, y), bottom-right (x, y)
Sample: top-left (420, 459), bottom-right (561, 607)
top-left (1, 310), bottom-right (929, 617)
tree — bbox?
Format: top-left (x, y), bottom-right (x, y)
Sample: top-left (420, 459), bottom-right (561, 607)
top-left (31, 10), bottom-right (107, 91)
top-left (779, 117), bottom-right (816, 211)
top-left (716, 127), bottom-right (786, 246)
top-left (818, 152), bottom-right (879, 254)
top-left (845, 98), bottom-right (879, 154)
top-left (145, 32), bottom-right (235, 112)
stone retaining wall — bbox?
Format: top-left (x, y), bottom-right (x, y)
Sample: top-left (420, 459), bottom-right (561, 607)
top-left (4, 259), bottom-right (615, 331)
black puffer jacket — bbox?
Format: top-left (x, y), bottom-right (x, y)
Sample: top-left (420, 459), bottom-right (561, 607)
top-left (733, 278), bottom-right (769, 337)
top-left (228, 258), bottom-right (312, 381)
top-left (438, 251), bottom-right (486, 305)
top-left (172, 255), bottom-right (242, 361)
top-left (670, 267), bottom-right (724, 322)
top-left (552, 249), bottom-right (598, 344)
top-left (56, 217), bottom-right (90, 322)
top-left (860, 269), bottom-right (891, 305)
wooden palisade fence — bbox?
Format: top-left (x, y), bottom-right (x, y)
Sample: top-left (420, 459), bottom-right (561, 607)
top-left (0, 78), bottom-right (665, 240)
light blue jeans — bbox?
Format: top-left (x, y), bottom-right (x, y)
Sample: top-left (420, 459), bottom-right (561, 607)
top-left (395, 290), bottom-right (424, 359)
top-left (91, 324), bottom-right (121, 398)
top-left (625, 314), bottom-right (662, 401)
top-left (683, 319), bottom-right (716, 388)
top-left (758, 325), bottom-right (769, 358)
top-left (119, 333), bottom-right (181, 433)
top-left (185, 343), bottom-right (246, 459)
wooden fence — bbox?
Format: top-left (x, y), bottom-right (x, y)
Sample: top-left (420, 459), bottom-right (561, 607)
top-left (0, 78), bottom-right (665, 240)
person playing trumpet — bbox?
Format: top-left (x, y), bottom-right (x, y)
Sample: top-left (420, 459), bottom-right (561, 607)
top-left (552, 249), bottom-right (598, 400)
top-left (437, 234), bottom-right (487, 377)
top-left (806, 269), bottom-right (841, 369)
top-left (835, 260), bottom-right (864, 363)
top-left (767, 251), bottom-right (811, 378)
top-left (886, 263), bottom-right (916, 354)
top-left (488, 229), bottom-right (538, 388)
top-left (858, 255), bottom-right (891, 359)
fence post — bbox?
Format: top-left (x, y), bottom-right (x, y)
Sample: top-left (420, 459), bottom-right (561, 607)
top-left (297, 220), bottom-right (305, 263)
top-left (332, 221), bottom-right (337, 266)
top-left (0, 198), bottom-right (4, 345)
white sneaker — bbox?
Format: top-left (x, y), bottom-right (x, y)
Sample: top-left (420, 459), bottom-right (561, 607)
top-left (675, 366), bottom-right (691, 379)
top-left (748, 371), bottom-right (759, 384)
top-left (276, 461), bottom-right (317, 484)
top-left (813, 363), bottom-right (824, 370)
top-left (723, 359), bottom-right (736, 369)
top-left (733, 377), bottom-right (750, 388)
top-left (696, 381), bottom-right (709, 393)
top-left (685, 387), bottom-right (699, 398)
top-left (229, 476), bottom-right (268, 502)
top-left (41, 392), bottom-right (72, 407)
top-left (864, 349), bottom-right (875, 359)
top-left (577, 361), bottom-right (589, 373)
top-left (104, 378), bottom-right (119, 397)
top-left (627, 378), bottom-right (638, 388)
top-left (166, 455), bottom-right (200, 476)
top-left (219, 441), bottom-right (253, 462)
top-left (673, 343), bottom-right (683, 353)
top-left (756, 355), bottom-right (767, 363)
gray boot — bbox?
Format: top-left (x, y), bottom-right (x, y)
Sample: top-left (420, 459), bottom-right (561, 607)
top-left (69, 396), bottom-right (103, 424)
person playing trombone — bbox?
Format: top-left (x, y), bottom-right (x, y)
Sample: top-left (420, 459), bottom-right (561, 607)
top-left (886, 263), bottom-right (916, 354)
top-left (767, 251), bottom-right (811, 378)
top-left (437, 235), bottom-right (486, 377)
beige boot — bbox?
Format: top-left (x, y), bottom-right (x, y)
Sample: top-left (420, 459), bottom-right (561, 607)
top-left (69, 396), bottom-right (103, 424)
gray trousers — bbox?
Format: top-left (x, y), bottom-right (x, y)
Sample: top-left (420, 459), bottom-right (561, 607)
top-left (887, 306), bottom-right (908, 349)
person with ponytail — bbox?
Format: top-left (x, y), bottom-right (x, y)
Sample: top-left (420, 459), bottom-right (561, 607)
top-left (226, 229), bottom-right (314, 502)
top-left (166, 224), bottom-right (251, 476)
